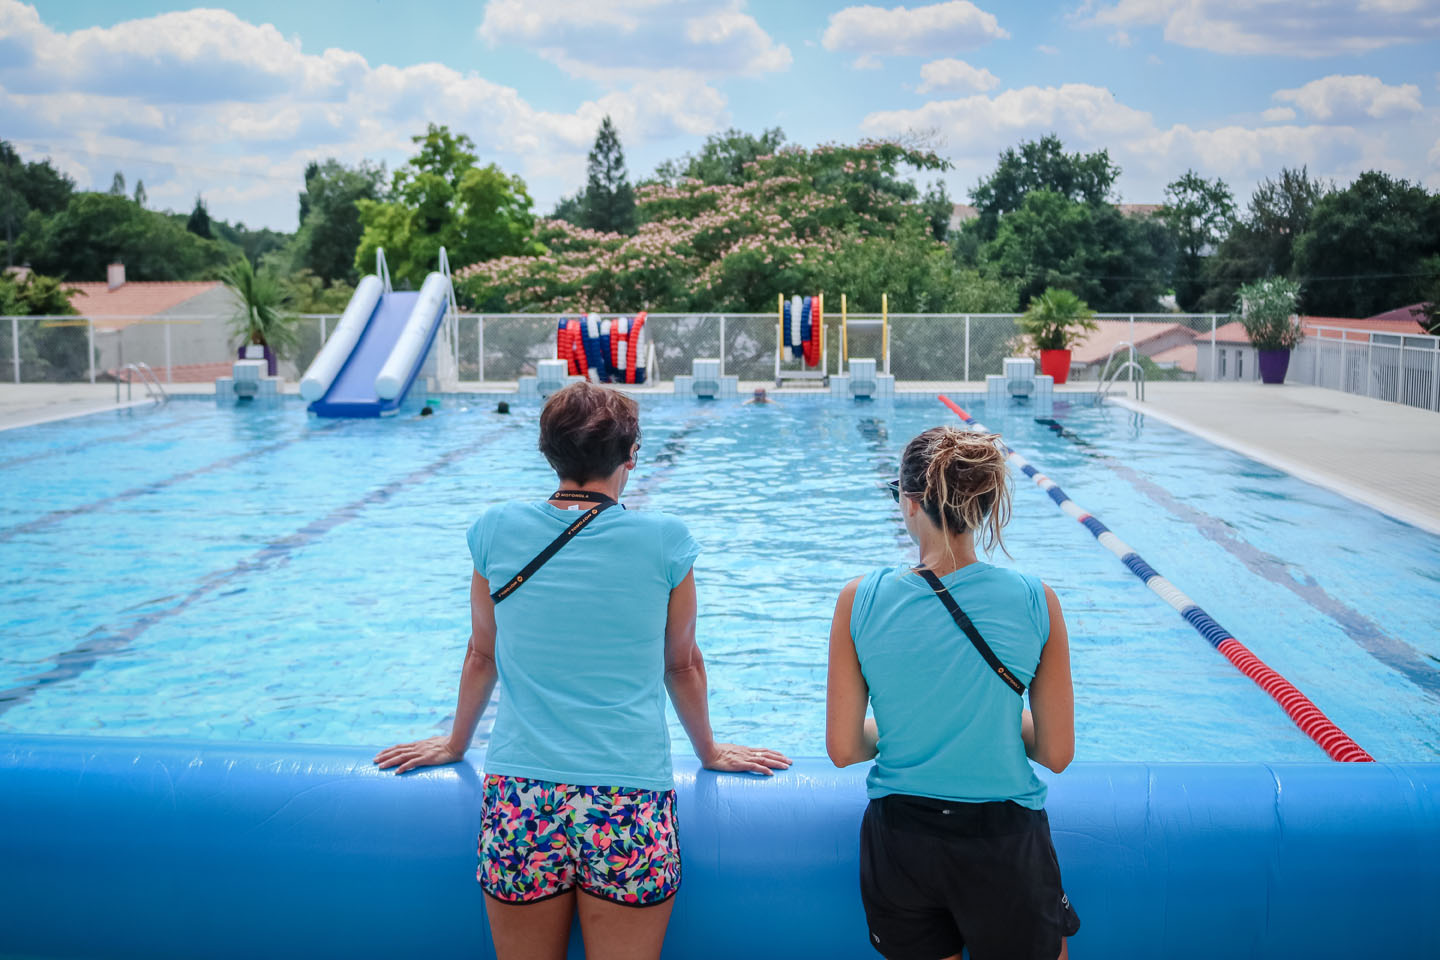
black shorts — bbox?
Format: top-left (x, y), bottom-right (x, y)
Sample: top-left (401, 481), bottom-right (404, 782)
top-left (859, 794), bottom-right (1080, 960)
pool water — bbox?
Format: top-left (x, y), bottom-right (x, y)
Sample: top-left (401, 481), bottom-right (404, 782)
top-left (1, 395), bottom-right (1437, 761)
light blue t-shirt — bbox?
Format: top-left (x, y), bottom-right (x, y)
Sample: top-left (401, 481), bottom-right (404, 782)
top-left (467, 501), bottom-right (700, 792)
top-left (850, 562), bottom-right (1052, 809)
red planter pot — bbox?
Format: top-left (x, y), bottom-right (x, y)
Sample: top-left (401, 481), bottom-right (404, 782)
top-left (1258, 349), bottom-right (1290, 384)
top-left (1039, 349), bottom-right (1072, 385)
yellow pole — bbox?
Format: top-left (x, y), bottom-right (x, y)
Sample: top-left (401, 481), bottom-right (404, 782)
top-left (841, 293), bottom-right (848, 368)
top-left (881, 292), bottom-right (889, 375)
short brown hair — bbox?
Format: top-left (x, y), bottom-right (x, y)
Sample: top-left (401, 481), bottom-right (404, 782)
top-left (538, 382), bottom-right (641, 482)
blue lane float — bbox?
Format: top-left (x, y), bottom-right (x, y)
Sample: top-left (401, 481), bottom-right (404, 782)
top-left (1, 736), bottom-right (1436, 959)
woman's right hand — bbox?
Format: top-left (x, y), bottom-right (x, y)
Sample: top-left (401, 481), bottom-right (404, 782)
top-left (373, 735), bottom-right (464, 774)
top-left (700, 742), bottom-right (793, 776)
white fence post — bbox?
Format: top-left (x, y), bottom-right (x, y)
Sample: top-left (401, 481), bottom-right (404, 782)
top-left (1365, 337), bottom-right (1373, 398)
top-left (10, 316), bottom-right (18, 384)
top-left (1210, 315), bottom-right (1217, 381)
top-left (87, 318), bottom-right (96, 384)
top-left (477, 316), bottom-right (485, 383)
top-left (164, 322), bottom-right (173, 383)
top-left (964, 315), bottom-right (971, 383)
top-left (718, 315), bottom-right (726, 378)
top-left (1431, 345), bottom-right (1438, 412)
top-left (319, 316), bottom-right (328, 345)
top-left (1128, 316), bottom-right (1135, 386)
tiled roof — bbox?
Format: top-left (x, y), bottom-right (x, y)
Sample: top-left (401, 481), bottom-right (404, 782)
top-left (68, 282), bottom-right (222, 326)
top-left (1149, 342), bottom-right (1197, 372)
top-left (1069, 320), bottom-right (1197, 365)
top-left (1210, 314), bottom-right (1427, 344)
top-left (1363, 303), bottom-right (1429, 327)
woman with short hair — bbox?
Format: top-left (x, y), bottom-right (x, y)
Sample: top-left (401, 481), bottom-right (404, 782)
top-left (377, 381), bottom-right (789, 960)
top-left (827, 425), bottom-right (1079, 960)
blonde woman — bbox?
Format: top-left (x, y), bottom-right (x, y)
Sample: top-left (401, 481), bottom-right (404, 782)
top-left (827, 426), bottom-right (1079, 960)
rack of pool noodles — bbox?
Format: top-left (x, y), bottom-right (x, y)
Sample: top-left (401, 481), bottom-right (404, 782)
top-left (556, 314), bottom-right (650, 384)
top-left (780, 294), bottom-right (823, 368)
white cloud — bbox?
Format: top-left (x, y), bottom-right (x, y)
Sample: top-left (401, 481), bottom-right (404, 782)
top-left (860, 80), bottom-right (1433, 204)
top-left (1146, 52), bottom-right (1163, 64)
top-left (478, 0), bottom-right (790, 81)
top-left (1262, 106), bottom-right (1297, 122)
top-left (916, 58), bottom-right (999, 93)
top-left (1108, 29), bottom-right (1133, 46)
top-left (0, 0), bottom-right (737, 230)
top-left (822, 2), bottom-right (1009, 59)
top-left (1429, 137), bottom-right (1440, 166)
top-left (853, 54), bottom-right (883, 70)
top-left (1075, 0), bottom-right (1440, 57)
top-left (1036, 44), bottom-right (1060, 55)
top-left (1274, 75), bottom-right (1423, 122)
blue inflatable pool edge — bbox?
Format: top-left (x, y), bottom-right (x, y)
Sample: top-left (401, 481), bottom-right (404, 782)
top-left (1, 737), bottom-right (1436, 959)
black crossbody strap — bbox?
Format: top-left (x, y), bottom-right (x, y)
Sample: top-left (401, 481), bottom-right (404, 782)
top-left (915, 567), bottom-right (1026, 695)
top-left (489, 493), bottom-right (620, 604)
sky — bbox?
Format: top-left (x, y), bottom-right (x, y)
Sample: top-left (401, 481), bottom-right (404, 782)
top-left (3, 0), bottom-right (1438, 233)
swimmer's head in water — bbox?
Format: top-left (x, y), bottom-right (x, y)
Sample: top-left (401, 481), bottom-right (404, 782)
top-left (496, 401), bottom-right (510, 414)
top-left (418, 406), bottom-right (434, 417)
top-left (753, 388), bottom-right (767, 400)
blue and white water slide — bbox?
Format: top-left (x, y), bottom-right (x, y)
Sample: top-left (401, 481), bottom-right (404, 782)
top-left (300, 249), bottom-right (456, 417)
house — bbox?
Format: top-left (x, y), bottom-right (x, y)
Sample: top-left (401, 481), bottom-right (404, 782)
top-left (1193, 309), bottom-right (1428, 381)
top-left (66, 263), bottom-right (240, 382)
top-left (1067, 320), bottom-right (1199, 379)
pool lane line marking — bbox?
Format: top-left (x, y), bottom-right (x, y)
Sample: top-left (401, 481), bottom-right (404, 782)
top-left (0, 422), bottom-right (524, 717)
top-left (0, 409), bottom-right (202, 470)
top-left (938, 395), bottom-right (1374, 763)
top-left (0, 421), bottom-right (350, 544)
top-left (1035, 417), bottom-right (1440, 698)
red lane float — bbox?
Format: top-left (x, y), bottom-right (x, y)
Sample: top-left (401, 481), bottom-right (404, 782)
top-left (937, 394), bottom-right (1373, 763)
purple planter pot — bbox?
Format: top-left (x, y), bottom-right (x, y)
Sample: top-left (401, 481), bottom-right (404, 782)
top-left (1257, 349), bottom-right (1290, 384)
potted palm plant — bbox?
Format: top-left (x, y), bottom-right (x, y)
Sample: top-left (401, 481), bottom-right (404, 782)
top-left (1236, 277), bottom-right (1303, 384)
top-left (1018, 288), bottom-right (1098, 386)
top-left (222, 260), bottom-right (295, 377)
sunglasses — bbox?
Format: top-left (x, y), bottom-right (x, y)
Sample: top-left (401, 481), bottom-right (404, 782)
top-left (885, 479), bottom-right (901, 503)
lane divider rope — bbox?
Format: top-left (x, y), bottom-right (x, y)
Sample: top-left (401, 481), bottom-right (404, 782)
top-left (937, 394), bottom-right (1373, 763)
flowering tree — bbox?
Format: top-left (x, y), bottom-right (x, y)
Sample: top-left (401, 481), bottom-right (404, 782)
top-left (458, 140), bottom-right (1006, 314)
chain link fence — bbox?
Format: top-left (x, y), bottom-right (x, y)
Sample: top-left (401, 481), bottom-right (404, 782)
top-left (0, 311), bottom-right (1238, 389)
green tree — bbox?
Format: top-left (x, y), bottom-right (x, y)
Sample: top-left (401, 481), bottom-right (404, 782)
top-left (1199, 167), bottom-right (1328, 312)
top-left (968, 134), bottom-right (1120, 243)
top-left (1018, 287), bottom-right (1098, 350)
top-left (980, 190), bottom-right (1170, 311)
top-left (921, 179), bottom-right (952, 243)
top-left (132, 179), bottom-right (146, 207)
top-left (1, 141), bottom-right (75, 266)
top-left (186, 195), bottom-right (212, 239)
top-left (1293, 171), bottom-right (1440, 317)
top-left (579, 116), bottom-right (636, 235)
top-left (460, 138), bottom-right (957, 314)
top-left (293, 158), bottom-right (385, 284)
top-left (1160, 170), bottom-right (1235, 312)
top-left (109, 171), bottom-right (126, 197)
top-left (651, 127), bottom-right (787, 186)
top-left (221, 259), bottom-right (296, 363)
top-left (19, 192), bottom-right (232, 281)
top-left (0, 270), bottom-right (88, 381)
top-left (355, 124), bottom-right (544, 287)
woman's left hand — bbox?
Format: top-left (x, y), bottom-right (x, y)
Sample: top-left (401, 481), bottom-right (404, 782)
top-left (373, 735), bottom-right (464, 774)
top-left (700, 743), bottom-right (793, 776)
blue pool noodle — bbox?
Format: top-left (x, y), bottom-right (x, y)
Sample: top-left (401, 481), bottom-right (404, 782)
top-left (1, 737), bottom-right (1436, 959)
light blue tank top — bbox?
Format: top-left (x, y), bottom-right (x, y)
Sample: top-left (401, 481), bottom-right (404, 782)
top-left (468, 501), bottom-right (700, 791)
top-left (850, 562), bottom-right (1052, 808)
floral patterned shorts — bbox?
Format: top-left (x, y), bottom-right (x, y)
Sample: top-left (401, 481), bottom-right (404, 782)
top-left (477, 773), bottom-right (682, 906)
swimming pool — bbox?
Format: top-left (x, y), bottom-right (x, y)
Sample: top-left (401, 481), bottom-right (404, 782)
top-left (2, 394), bottom-right (1437, 761)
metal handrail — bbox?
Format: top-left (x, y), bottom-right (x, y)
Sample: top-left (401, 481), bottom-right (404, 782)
top-left (1098, 359), bottom-right (1146, 402)
top-left (118, 362), bottom-right (168, 404)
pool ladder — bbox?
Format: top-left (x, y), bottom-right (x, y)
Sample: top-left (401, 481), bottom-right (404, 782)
top-left (116, 362), bottom-right (169, 405)
top-left (1096, 342), bottom-right (1145, 403)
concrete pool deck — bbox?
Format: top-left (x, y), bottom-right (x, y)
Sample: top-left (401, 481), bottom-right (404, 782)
top-left (3, 379), bottom-right (1436, 534)
top-left (1108, 382), bottom-right (1440, 535)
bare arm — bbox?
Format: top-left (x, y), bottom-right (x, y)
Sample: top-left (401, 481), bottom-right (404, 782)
top-left (826, 578), bottom-right (878, 767)
top-left (664, 569), bottom-right (791, 776)
top-left (374, 571), bottom-right (499, 773)
top-left (1024, 583), bottom-right (1075, 773)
